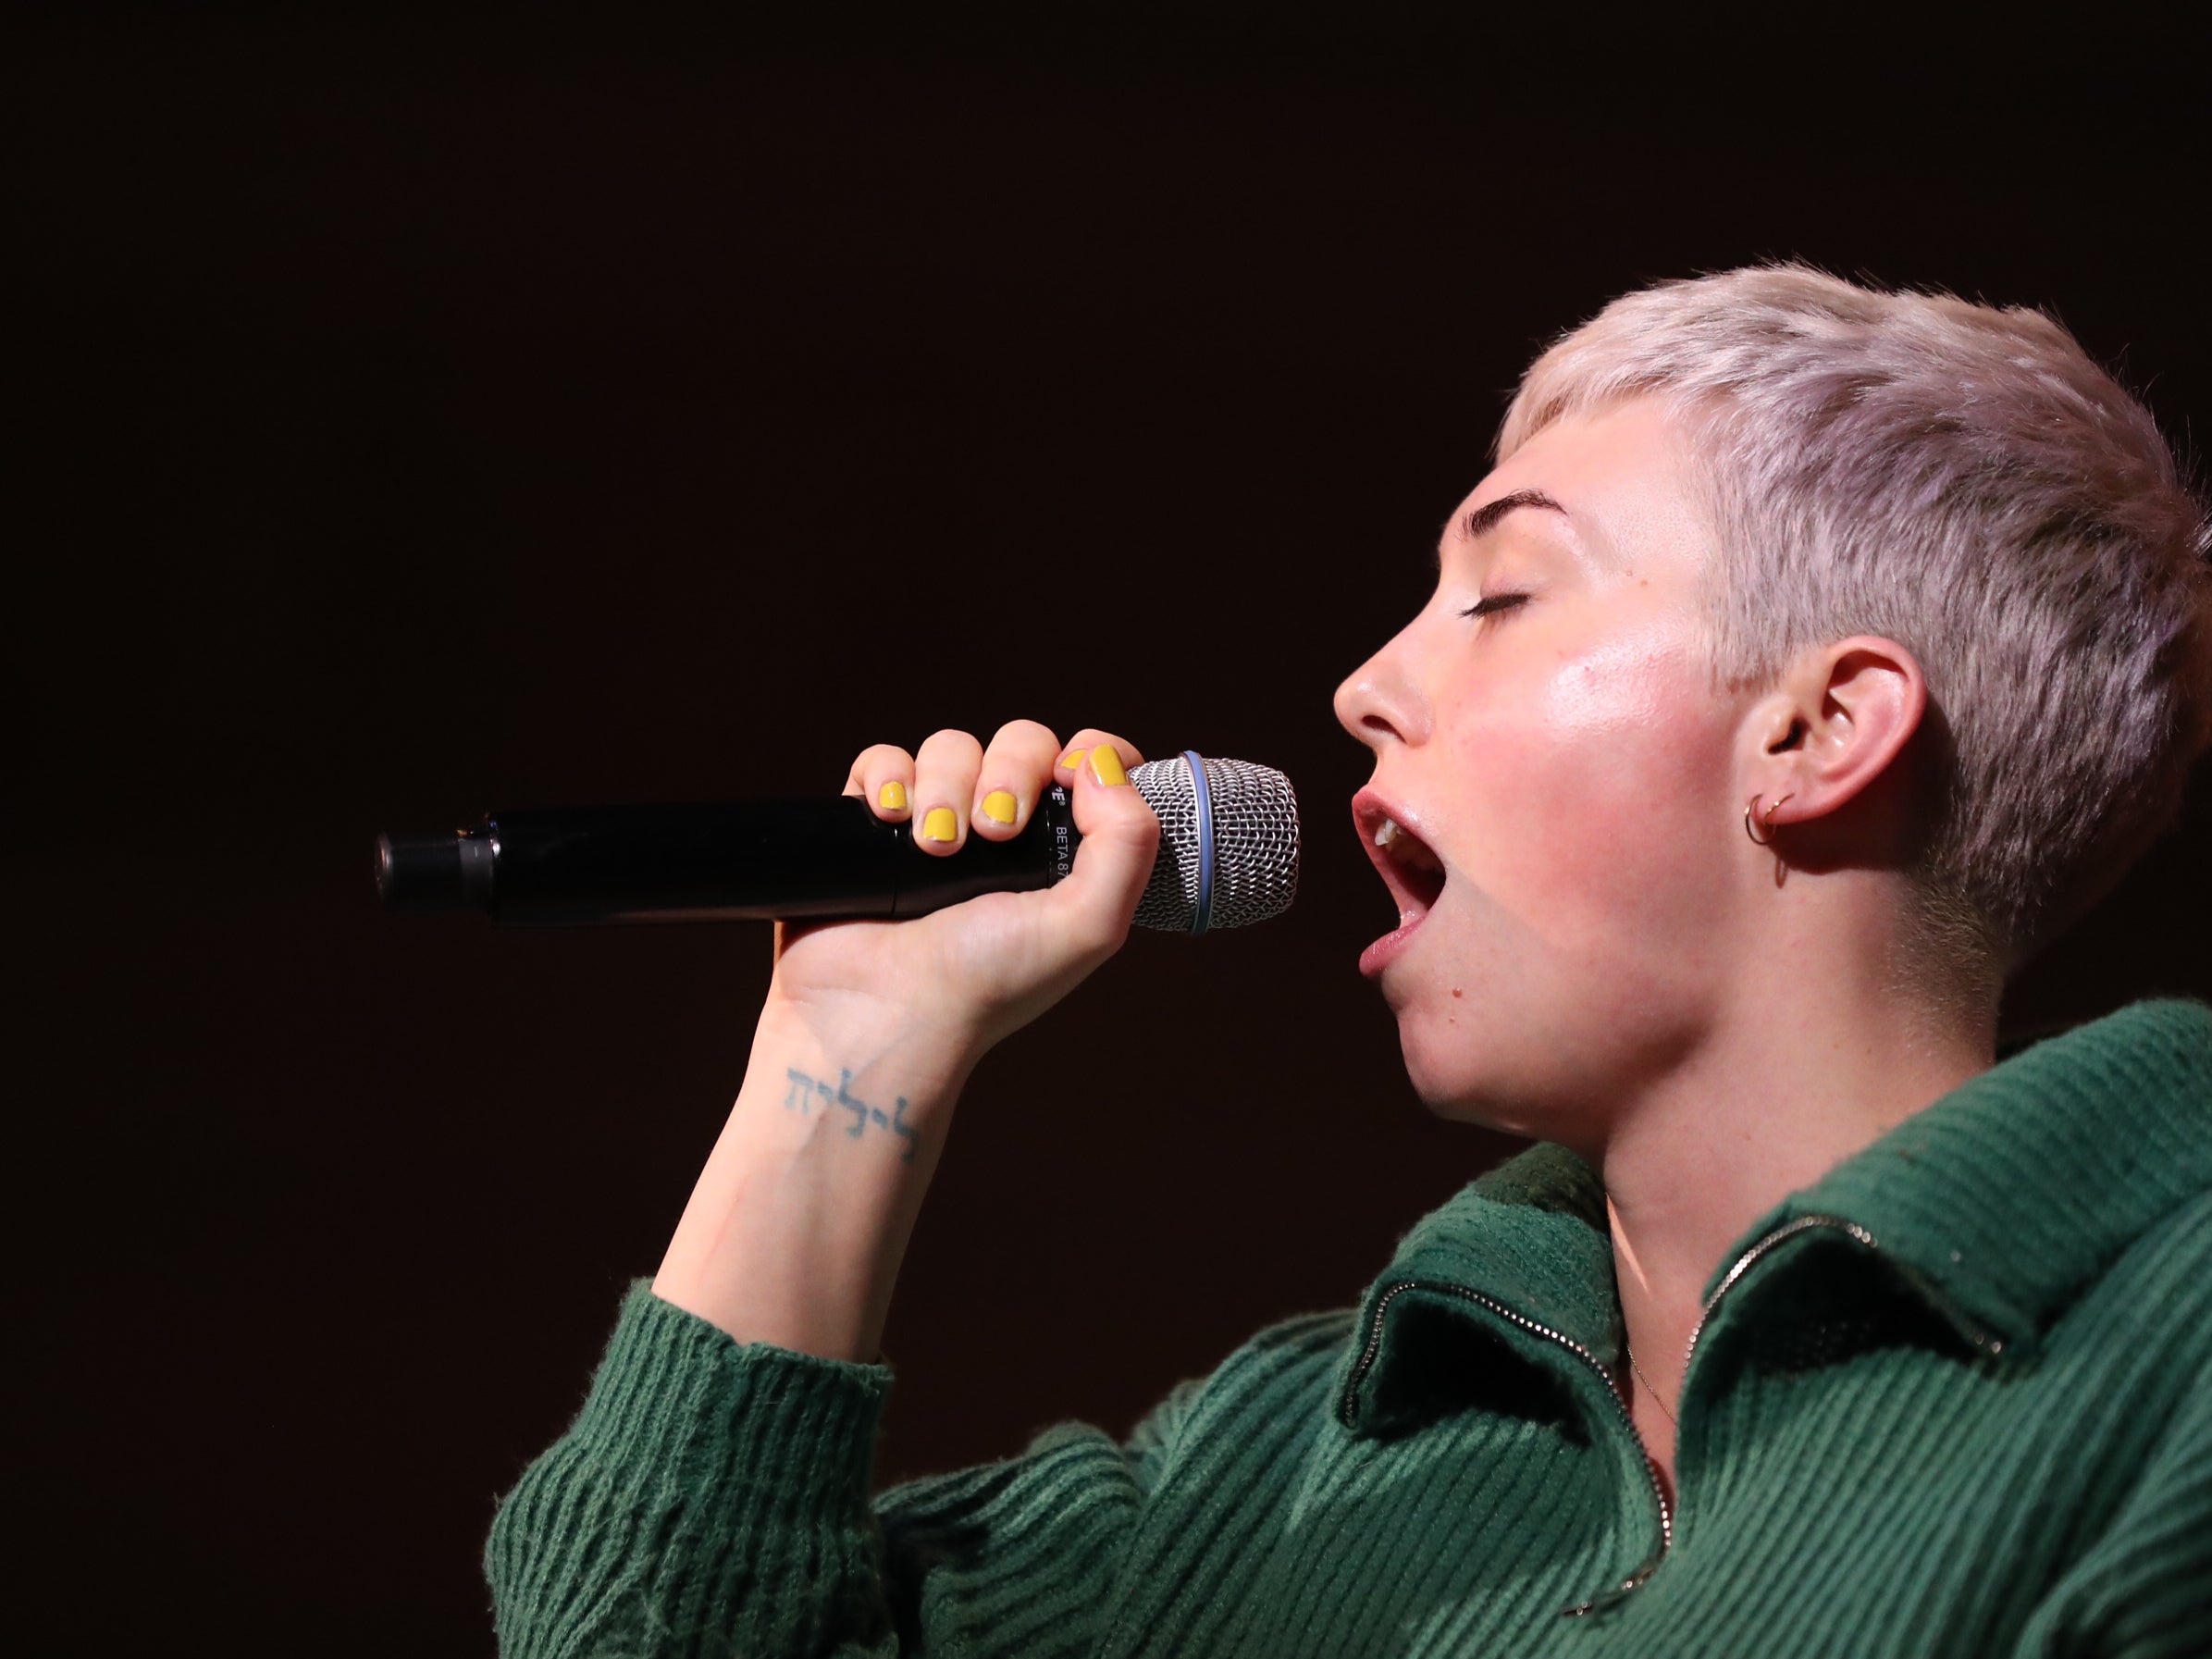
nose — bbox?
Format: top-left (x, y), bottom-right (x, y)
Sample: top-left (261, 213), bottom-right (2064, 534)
top-left (1333, 627), bottom-right (1427, 751)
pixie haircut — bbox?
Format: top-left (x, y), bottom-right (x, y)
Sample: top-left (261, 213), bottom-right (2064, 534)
top-left (1500, 265), bottom-right (2212, 1015)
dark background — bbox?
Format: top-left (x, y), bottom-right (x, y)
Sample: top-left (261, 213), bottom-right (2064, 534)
top-left (8, 9), bottom-right (2207, 1653)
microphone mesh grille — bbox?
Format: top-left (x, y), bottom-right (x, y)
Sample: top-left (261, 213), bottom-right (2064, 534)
top-left (1129, 755), bottom-right (1301, 932)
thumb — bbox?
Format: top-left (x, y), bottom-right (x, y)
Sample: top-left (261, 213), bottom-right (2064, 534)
top-left (1044, 743), bottom-right (1161, 959)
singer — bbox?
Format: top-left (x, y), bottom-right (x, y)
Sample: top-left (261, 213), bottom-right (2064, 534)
top-left (485, 267), bottom-right (2212, 1653)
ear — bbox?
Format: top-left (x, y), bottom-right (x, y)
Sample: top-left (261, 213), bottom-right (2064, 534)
top-left (1742, 635), bottom-right (1927, 832)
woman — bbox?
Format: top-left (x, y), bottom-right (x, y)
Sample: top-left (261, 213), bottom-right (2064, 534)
top-left (486, 266), bottom-right (2212, 1654)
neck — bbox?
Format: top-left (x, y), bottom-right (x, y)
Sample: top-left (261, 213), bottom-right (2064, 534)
top-left (1590, 980), bottom-right (1996, 1440)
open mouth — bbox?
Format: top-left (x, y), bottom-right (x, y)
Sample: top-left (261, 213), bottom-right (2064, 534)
top-left (1355, 797), bottom-right (1448, 924)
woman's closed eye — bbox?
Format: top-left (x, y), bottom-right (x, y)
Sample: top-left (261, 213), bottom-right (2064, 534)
top-left (1458, 592), bottom-right (1529, 622)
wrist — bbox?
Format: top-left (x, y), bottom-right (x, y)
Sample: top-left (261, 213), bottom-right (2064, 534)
top-left (654, 1000), bottom-right (973, 1360)
top-left (754, 984), bottom-right (987, 1103)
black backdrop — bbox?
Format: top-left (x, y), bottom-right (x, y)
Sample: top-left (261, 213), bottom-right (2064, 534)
top-left (10, 11), bottom-right (2207, 1653)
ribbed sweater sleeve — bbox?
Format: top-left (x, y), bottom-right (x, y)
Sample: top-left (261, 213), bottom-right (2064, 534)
top-left (486, 1280), bottom-right (897, 1656)
top-left (486, 1280), bottom-right (1188, 1658)
top-left (867, 1376), bottom-right (1204, 1653)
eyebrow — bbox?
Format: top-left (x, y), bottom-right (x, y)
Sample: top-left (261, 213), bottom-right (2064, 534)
top-left (1459, 488), bottom-right (1569, 544)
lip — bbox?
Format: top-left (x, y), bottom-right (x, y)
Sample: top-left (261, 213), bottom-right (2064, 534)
top-left (1359, 910), bottom-right (1427, 978)
top-left (1351, 786), bottom-right (1444, 978)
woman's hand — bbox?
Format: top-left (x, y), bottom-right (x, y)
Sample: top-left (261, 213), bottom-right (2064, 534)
top-left (766, 720), bottom-right (1161, 1063)
top-left (655, 719), bottom-right (1155, 1357)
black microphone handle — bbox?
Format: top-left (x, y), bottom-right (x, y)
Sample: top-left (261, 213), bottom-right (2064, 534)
top-left (376, 784), bottom-right (1081, 925)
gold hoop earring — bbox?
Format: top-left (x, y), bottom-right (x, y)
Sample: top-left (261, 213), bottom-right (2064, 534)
top-left (1743, 792), bottom-right (1794, 846)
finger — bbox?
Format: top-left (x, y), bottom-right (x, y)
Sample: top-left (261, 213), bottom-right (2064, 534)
top-left (969, 719), bottom-right (1064, 840)
top-left (845, 742), bottom-right (916, 820)
top-left (912, 727), bottom-right (984, 856)
top-left (1053, 727), bottom-right (1149, 783)
top-left (1044, 732), bottom-right (1162, 959)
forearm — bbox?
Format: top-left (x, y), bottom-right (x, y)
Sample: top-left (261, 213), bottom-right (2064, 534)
top-left (493, 724), bottom-right (1157, 1655)
top-left (652, 994), bottom-right (978, 1362)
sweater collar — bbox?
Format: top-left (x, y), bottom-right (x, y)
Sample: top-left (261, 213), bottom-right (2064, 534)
top-left (1733, 995), bottom-right (2212, 1355)
top-left (1338, 997), bottom-right (2212, 1436)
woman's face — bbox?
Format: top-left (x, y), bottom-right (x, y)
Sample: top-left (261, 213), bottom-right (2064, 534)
top-left (1334, 396), bottom-right (1753, 1139)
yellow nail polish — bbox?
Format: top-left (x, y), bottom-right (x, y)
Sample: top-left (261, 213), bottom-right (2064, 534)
top-left (981, 789), bottom-right (1018, 825)
top-left (1089, 743), bottom-right (1128, 786)
top-left (921, 806), bottom-right (959, 843)
top-left (1059, 749), bottom-right (1086, 771)
top-left (878, 780), bottom-right (908, 811)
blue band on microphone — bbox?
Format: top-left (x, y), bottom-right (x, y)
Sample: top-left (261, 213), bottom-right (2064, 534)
top-left (1183, 749), bottom-right (1215, 936)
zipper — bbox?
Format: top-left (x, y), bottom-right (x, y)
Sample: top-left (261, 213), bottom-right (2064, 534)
top-left (1679, 1213), bottom-right (2004, 1384)
top-left (1340, 1213), bottom-right (2004, 1620)
top-left (1337, 1279), bottom-right (1671, 1618)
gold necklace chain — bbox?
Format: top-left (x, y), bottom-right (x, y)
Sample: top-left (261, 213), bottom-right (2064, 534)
top-left (1625, 1348), bottom-right (1678, 1425)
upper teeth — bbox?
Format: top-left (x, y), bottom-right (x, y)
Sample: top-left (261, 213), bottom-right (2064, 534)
top-left (1376, 815), bottom-right (1444, 873)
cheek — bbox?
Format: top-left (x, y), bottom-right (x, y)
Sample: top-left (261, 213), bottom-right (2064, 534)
top-left (1403, 646), bottom-right (1733, 1125)
top-left (1450, 633), bottom-right (1731, 928)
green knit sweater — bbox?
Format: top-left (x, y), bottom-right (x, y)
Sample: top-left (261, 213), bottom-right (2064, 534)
top-left (486, 997), bottom-right (2212, 1655)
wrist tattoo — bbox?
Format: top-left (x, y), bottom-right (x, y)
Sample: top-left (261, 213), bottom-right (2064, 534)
top-left (782, 1066), bottom-right (919, 1164)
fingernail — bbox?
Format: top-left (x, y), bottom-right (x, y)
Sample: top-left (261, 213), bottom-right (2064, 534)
top-left (1059, 749), bottom-right (1086, 771)
top-left (1089, 743), bottom-right (1128, 786)
top-left (981, 789), bottom-right (1018, 825)
top-left (921, 807), bottom-right (959, 843)
top-left (878, 781), bottom-right (908, 811)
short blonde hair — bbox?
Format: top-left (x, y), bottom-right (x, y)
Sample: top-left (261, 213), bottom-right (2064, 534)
top-left (1501, 265), bottom-right (2212, 1008)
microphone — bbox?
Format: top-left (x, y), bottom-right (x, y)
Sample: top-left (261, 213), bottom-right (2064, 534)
top-left (377, 751), bottom-right (1299, 936)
